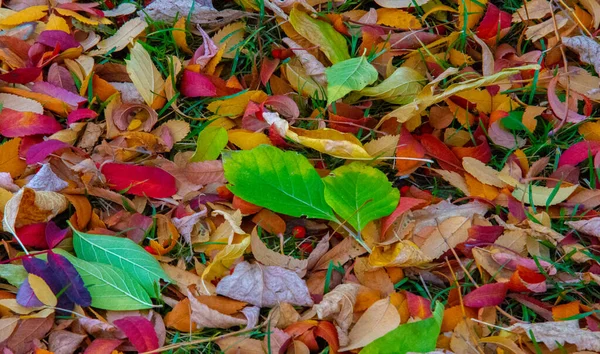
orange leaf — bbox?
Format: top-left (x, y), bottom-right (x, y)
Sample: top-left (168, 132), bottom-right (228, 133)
top-left (0, 87), bottom-right (71, 115)
top-left (390, 291), bottom-right (410, 323)
top-left (441, 305), bottom-right (477, 332)
top-left (465, 173), bottom-right (499, 200)
top-left (92, 75), bottom-right (118, 101)
top-left (354, 287), bottom-right (381, 312)
top-left (395, 128), bottom-right (426, 176)
top-left (64, 194), bottom-right (92, 231)
top-left (376, 8), bottom-right (422, 30)
top-left (251, 209), bottom-right (286, 235)
top-left (552, 301), bottom-right (580, 321)
top-left (0, 138), bottom-right (26, 178)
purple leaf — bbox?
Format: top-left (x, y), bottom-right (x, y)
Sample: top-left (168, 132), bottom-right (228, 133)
top-left (113, 316), bottom-right (159, 352)
top-left (26, 139), bottom-right (71, 164)
top-left (30, 82), bottom-right (86, 108)
top-left (37, 30), bottom-right (81, 51)
top-left (16, 278), bottom-right (44, 308)
top-left (45, 222), bottom-right (69, 249)
top-left (47, 252), bottom-right (91, 307)
top-left (179, 70), bottom-right (217, 97)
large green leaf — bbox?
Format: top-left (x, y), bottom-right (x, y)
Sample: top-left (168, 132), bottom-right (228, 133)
top-left (326, 56), bottom-right (378, 106)
top-left (72, 229), bottom-right (171, 298)
top-left (323, 163), bottom-right (399, 231)
top-left (190, 126), bottom-right (228, 162)
top-left (223, 145), bottom-right (336, 221)
top-left (289, 8), bottom-right (349, 65)
top-left (0, 264), bottom-right (27, 287)
top-left (361, 302), bottom-right (444, 354)
top-left (53, 249), bottom-right (153, 310)
top-left (359, 67), bottom-right (426, 104)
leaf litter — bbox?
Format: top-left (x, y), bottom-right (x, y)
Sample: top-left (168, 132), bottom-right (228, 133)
top-left (0, 0), bottom-right (600, 353)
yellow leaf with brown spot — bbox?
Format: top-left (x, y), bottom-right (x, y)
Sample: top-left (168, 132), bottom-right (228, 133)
top-left (369, 240), bottom-right (432, 267)
top-left (0, 138), bottom-right (26, 178)
top-left (376, 8), bottom-right (421, 30)
top-left (0, 6), bottom-right (47, 27)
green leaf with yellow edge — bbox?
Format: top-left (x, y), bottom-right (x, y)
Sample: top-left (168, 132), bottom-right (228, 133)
top-left (323, 163), bottom-right (399, 231)
top-left (223, 145), bottom-right (335, 221)
top-left (359, 67), bottom-right (426, 104)
top-left (361, 302), bottom-right (444, 354)
top-left (289, 8), bottom-right (350, 64)
top-left (326, 56), bottom-right (378, 106)
top-left (190, 126), bottom-right (228, 162)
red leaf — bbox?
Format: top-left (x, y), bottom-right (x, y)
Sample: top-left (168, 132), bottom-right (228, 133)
top-left (509, 294), bottom-right (554, 321)
top-left (419, 134), bottom-right (462, 173)
top-left (0, 67), bottom-right (41, 84)
top-left (381, 197), bottom-right (426, 235)
top-left (113, 316), bottom-right (159, 352)
top-left (16, 223), bottom-right (48, 249)
top-left (179, 69), bottom-right (217, 97)
top-left (84, 339), bottom-right (122, 354)
top-left (508, 266), bottom-right (547, 293)
top-left (476, 4), bottom-right (511, 40)
top-left (406, 291), bottom-right (432, 319)
top-left (101, 163), bottom-right (177, 198)
top-left (67, 108), bottom-right (98, 124)
top-left (548, 75), bottom-right (587, 123)
top-left (315, 321), bottom-right (339, 354)
top-left (0, 109), bottom-right (62, 137)
top-left (327, 102), bottom-right (368, 134)
top-left (463, 282), bottom-right (508, 308)
top-left (558, 141), bottom-right (600, 167)
top-left (26, 139), bottom-right (71, 164)
top-left (452, 137), bottom-right (492, 163)
top-left (260, 57), bottom-right (280, 86)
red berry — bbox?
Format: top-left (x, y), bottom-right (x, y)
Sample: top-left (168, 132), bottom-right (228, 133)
top-left (268, 125), bottom-right (287, 147)
top-left (299, 243), bottom-right (313, 253)
top-left (144, 246), bottom-right (157, 255)
top-left (400, 186), bottom-right (410, 195)
top-left (292, 226), bottom-right (306, 239)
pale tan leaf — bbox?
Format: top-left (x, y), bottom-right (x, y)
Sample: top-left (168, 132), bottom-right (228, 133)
top-left (250, 228), bottom-right (308, 277)
top-left (512, 0), bottom-right (552, 22)
top-left (313, 283), bottom-right (359, 336)
top-left (353, 257), bottom-right (394, 296)
top-left (0, 93), bottom-right (43, 114)
top-left (102, 2), bottom-right (137, 16)
top-left (270, 303), bottom-right (301, 329)
top-left (525, 12), bottom-right (569, 41)
top-left (188, 291), bottom-right (247, 330)
top-left (48, 330), bottom-right (87, 354)
top-left (0, 317), bottom-right (19, 343)
top-left (418, 216), bottom-right (471, 259)
top-left (364, 134), bottom-right (400, 159)
top-left (216, 336), bottom-right (265, 354)
top-left (340, 297), bottom-right (401, 351)
top-left (91, 17), bottom-right (148, 55)
top-left (462, 157), bottom-right (506, 187)
top-left (508, 320), bottom-right (600, 351)
top-left (563, 36), bottom-right (600, 76)
top-left (433, 168), bottom-right (469, 195)
top-left (566, 217), bottom-right (600, 238)
top-left (126, 42), bottom-right (165, 106)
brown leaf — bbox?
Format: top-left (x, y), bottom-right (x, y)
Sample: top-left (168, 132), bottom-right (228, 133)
top-left (566, 217), bottom-right (600, 238)
top-left (508, 320), bottom-right (600, 351)
top-left (188, 292), bottom-right (247, 330)
top-left (250, 228), bottom-right (308, 277)
top-left (270, 303), bottom-right (301, 329)
top-left (0, 317), bottom-right (19, 343)
top-left (165, 295), bottom-right (246, 331)
top-left (6, 315), bottom-right (54, 354)
top-left (313, 283), bottom-right (360, 340)
top-left (216, 336), bottom-right (265, 354)
top-left (313, 237), bottom-right (366, 270)
top-left (216, 261), bottom-right (313, 308)
top-left (353, 257), bottom-right (394, 296)
top-left (183, 160), bottom-right (226, 185)
top-left (417, 216), bottom-right (471, 259)
top-left (3, 188), bottom-right (69, 237)
top-left (339, 297), bottom-right (401, 351)
top-left (48, 330), bottom-right (87, 354)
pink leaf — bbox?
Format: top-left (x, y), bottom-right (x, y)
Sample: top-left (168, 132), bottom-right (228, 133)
top-left (26, 139), bottom-right (71, 164)
top-left (113, 316), bottom-right (159, 352)
top-left (262, 95), bottom-right (300, 119)
top-left (37, 30), bottom-right (81, 51)
top-left (463, 282), bottom-right (508, 308)
top-left (67, 108), bottom-right (98, 124)
top-left (0, 109), bottom-right (62, 137)
top-left (31, 82), bottom-right (86, 108)
top-left (381, 197), bottom-right (426, 235)
top-left (558, 141), bottom-right (600, 167)
top-left (84, 339), bottom-right (123, 354)
top-left (260, 57), bottom-right (280, 86)
top-left (101, 163), bottom-right (177, 198)
top-left (179, 70), bottom-right (217, 97)
top-left (48, 63), bottom-right (77, 93)
top-left (548, 75), bottom-right (587, 123)
top-left (488, 121), bottom-right (525, 149)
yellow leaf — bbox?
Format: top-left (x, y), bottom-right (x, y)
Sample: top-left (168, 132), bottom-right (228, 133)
top-left (55, 8), bottom-right (112, 26)
top-left (0, 6), bottom-right (47, 28)
top-left (91, 17), bottom-right (148, 56)
top-left (172, 17), bottom-right (192, 54)
top-left (28, 274), bottom-right (57, 307)
top-left (433, 168), bottom-right (470, 195)
top-left (512, 183), bottom-right (578, 206)
top-left (369, 240), bottom-right (432, 267)
top-left (579, 121), bottom-right (600, 141)
top-left (286, 127), bottom-right (372, 159)
top-left (0, 138), bottom-right (26, 178)
top-left (458, 0), bottom-right (488, 30)
top-left (448, 48), bottom-right (474, 67)
top-left (201, 236), bottom-right (250, 284)
top-left (228, 129), bottom-right (272, 150)
top-left (207, 90), bottom-right (268, 117)
top-left (377, 64), bottom-right (540, 127)
top-left (376, 8), bottom-right (422, 29)
top-left (204, 43), bottom-right (227, 76)
top-left (363, 134), bottom-right (400, 159)
top-left (211, 22), bottom-right (246, 59)
top-left (46, 14), bottom-right (70, 33)
top-left (462, 157), bottom-right (507, 187)
top-left (422, 4), bottom-right (458, 22)
top-left (126, 42), bottom-right (165, 107)
top-left (284, 59), bottom-right (325, 99)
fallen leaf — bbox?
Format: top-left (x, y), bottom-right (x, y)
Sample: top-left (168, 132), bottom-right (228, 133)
top-left (251, 228), bottom-right (308, 277)
top-left (508, 320), bottom-right (600, 351)
top-left (91, 17), bottom-right (148, 56)
top-left (113, 316), bottom-right (159, 352)
top-left (340, 297), bottom-right (401, 351)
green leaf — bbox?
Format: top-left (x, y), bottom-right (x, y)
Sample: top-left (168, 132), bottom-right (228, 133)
top-left (359, 67), bottom-right (426, 104)
top-left (326, 56), bottom-right (378, 106)
top-left (361, 302), bottom-right (444, 354)
top-left (223, 145), bottom-right (336, 221)
top-left (190, 126), bottom-right (228, 162)
top-left (0, 264), bottom-right (27, 287)
top-left (323, 163), bottom-right (399, 231)
top-left (289, 7), bottom-right (350, 64)
top-left (72, 228), bottom-right (172, 298)
top-left (52, 249), bottom-right (154, 310)
top-left (501, 111), bottom-right (527, 131)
